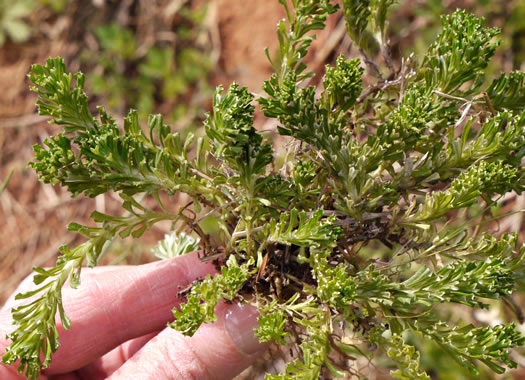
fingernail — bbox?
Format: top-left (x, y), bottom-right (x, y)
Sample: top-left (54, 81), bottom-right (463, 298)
top-left (224, 303), bottom-right (263, 356)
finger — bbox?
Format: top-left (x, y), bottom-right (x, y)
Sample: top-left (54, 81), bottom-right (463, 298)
top-left (0, 361), bottom-right (45, 380)
top-left (0, 265), bottom-right (132, 379)
top-left (110, 302), bottom-right (268, 380)
top-left (34, 252), bottom-right (216, 374)
top-left (74, 332), bottom-right (159, 380)
top-left (1, 266), bottom-right (129, 312)
top-left (48, 375), bottom-right (77, 380)
top-left (0, 307), bottom-right (49, 380)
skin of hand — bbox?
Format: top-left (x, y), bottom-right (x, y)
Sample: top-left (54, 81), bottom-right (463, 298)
top-left (0, 252), bottom-right (268, 380)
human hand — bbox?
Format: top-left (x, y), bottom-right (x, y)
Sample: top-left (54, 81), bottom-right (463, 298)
top-left (0, 252), bottom-right (268, 379)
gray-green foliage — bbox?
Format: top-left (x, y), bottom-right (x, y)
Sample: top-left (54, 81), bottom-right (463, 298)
top-left (152, 232), bottom-right (200, 260)
top-left (37, 0), bottom-right (70, 13)
top-left (88, 14), bottom-right (212, 124)
top-left (3, 1), bottom-right (525, 379)
top-left (0, 0), bottom-right (32, 46)
top-left (0, 0), bottom-right (72, 46)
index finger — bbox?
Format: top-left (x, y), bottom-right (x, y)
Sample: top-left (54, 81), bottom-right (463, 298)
top-left (2, 252), bottom-right (217, 375)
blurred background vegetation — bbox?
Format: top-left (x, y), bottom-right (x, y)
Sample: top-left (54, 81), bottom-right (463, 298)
top-left (0, 0), bottom-right (524, 378)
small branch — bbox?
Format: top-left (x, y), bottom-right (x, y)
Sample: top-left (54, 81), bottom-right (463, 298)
top-left (433, 90), bottom-right (469, 103)
top-left (194, 200), bottom-right (234, 225)
top-left (382, 38), bottom-right (396, 77)
top-left (359, 48), bottom-right (383, 79)
top-left (481, 91), bottom-right (496, 116)
top-left (356, 76), bottom-right (402, 104)
top-left (188, 167), bottom-right (214, 182)
top-left (454, 102), bottom-right (472, 128)
top-left (188, 167), bottom-right (236, 193)
top-left (232, 226), bottom-right (264, 239)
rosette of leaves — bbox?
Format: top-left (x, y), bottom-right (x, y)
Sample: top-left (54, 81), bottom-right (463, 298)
top-left (3, 1), bottom-right (525, 379)
top-left (152, 232), bottom-right (200, 260)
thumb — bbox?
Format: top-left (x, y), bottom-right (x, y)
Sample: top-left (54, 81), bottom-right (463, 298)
top-left (110, 302), bottom-right (268, 380)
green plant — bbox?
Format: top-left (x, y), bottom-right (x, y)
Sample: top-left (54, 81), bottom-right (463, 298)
top-left (0, 0), bottom-right (74, 46)
top-left (0, 0), bottom-right (32, 46)
top-left (152, 231), bottom-right (200, 260)
top-left (3, 1), bottom-right (525, 379)
top-left (87, 8), bottom-right (212, 126)
top-left (37, 0), bottom-right (71, 13)
top-left (0, 168), bottom-right (13, 195)
top-left (392, 0), bottom-right (525, 75)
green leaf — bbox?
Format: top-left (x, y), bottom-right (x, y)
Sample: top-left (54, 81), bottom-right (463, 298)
top-left (403, 161), bottom-right (521, 224)
top-left (387, 335), bottom-right (431, 380)
top-left (6, 2), bottom-right (525, 379)
top-left (29, 57), bottom-right (97, 132)
top-left (416, 321), bottom-right (525, 374)
top-left (322, 55), bottom-right (364, 111)
top-left (266, 209), bottom-right (341, 247)
top-left (0, 168), bottom-right (13, 195)
top-left (205, 83), bottom-right (273, 185)
top-left (152, 232), bottom-right (200, 260)
top-left (342, 0), bottom-right (371, 48)
top-left (255, 308), bottom-right (289, 345)
top-left (486, 71), bottom-right (525, 111)
top-left (420, 10), bottom-right (501, 94)
top-left (171, 256), bottom-right (253, 336)
top-left (2, 236), bottom-right (111, 379)
top-left (274, 0), bottom-right (338, 80)
top-left (4, 19), bottom-right (31, 42)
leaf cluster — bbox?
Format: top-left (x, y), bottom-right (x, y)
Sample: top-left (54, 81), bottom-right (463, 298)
top-left (86, 11), bottom-right (212, 124)
top-left (170, 256), bottom-right (254, 335)
top-left (0, 0), bottom-right (32, 46)
top-left (3, 1), bottom-right (525, 379)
